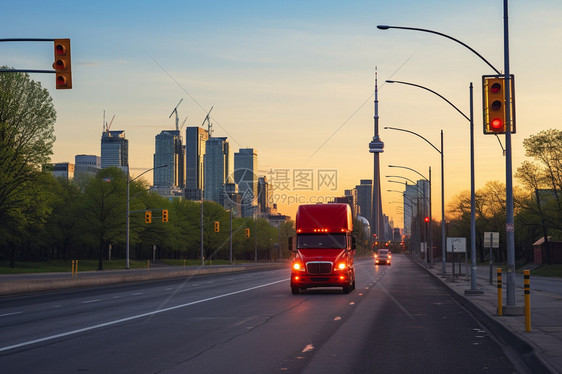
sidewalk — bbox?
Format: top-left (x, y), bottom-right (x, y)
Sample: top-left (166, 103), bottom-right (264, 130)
top-left (423, 261), bottom-right (562, 374)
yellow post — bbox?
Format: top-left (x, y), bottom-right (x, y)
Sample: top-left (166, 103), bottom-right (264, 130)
top-left (497, 268), bottom-right (503, 316)
top-left (524, 270), bottom-right (531, 332)
top-left (76, 260), bottom-right (78, 277)
top-left (147, 260), bottom-right (150, 271)
top-left (183, 259), bottom-right (186, 268)
top-left (71, 260), bottom-right (75, 277)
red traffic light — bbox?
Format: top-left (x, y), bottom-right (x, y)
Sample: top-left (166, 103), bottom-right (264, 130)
top-left (53, 39), bottom-right (72, 89)
top-left (491, 118), bottom-right (504, 130)
top-left (424, 217), bottom-right (430, 223)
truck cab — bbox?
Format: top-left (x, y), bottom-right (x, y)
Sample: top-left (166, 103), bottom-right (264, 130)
top-left (290, 203), bottom-right (356, 294)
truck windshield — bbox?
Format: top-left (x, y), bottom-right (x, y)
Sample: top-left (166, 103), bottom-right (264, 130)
top-left (297, 233), bottom-right (346, 249)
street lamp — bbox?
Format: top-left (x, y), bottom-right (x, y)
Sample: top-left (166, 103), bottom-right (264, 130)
top-left (126, 164), bottom-right (168, 269)
top-left (388, 165), bottom-right (431, 265)
top-left (384, 126), bottom-right (443, 272)
top-left (378, 11), bottom-right (515, 304)
top-left (385, 80), bottom-right (476, 291)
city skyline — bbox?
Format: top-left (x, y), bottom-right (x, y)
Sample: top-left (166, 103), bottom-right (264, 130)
top-left (3, 1), bottom-right (562, 222)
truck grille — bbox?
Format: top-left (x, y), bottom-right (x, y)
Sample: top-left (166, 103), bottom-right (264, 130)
top-left (307, 261), bottom-right (332, 274)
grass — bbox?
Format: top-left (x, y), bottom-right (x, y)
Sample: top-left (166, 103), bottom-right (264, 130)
top-left (0, 259), bottom-right (232, 274)
top-left (529, 264), bottom-right (562, 277)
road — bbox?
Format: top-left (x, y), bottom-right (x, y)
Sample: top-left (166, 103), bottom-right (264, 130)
top-left (0, 254), bottom-right (521, 373)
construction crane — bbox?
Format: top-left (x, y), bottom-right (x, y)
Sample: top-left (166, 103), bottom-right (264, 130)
top-left (103, 110), bottom-right (115, 133)
top-left (201, 106), bottom-right (214, 137)
top-left (169, 98), bottom-right (183, 132)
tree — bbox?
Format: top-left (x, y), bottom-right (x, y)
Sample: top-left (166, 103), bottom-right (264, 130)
top-left (0, 69), bottom-right (56, 267)
top-left (72, 168), bottom-right (126, 270)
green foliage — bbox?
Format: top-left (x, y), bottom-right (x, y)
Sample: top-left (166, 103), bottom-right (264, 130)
top-left (0, 69), bottom-right (57, 266)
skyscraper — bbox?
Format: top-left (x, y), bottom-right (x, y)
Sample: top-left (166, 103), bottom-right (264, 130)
top-left (355, 179), bottom-right (372, 227)
top-left (234, 148), bottom-right (258, 217)
top-left (153, 130), bottom-right (184, 188)
top-left (185, 127), bottom-right (209, 200)
top-left (75, 154), bottom-right (101, 178)
top-left (204, 137), bottom-right (229, 206)
top-left (101, 130), bottom-right (128, 171)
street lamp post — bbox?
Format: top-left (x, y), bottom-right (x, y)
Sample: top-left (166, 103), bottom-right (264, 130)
top-left (386, 126), bottom-right (443, 269)
top-left (385, 81), bottom-right (478, 292)
top-left (126, 164), bottom-right (168, 270)
top-left (378, 13), bottom-right (515, 301)
top-left (388, 165), bottom-right (431, 264)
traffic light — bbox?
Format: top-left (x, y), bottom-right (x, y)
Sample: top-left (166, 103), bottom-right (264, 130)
top-left (245, 228), bottom-right (250, 238)
top-left (162, 209), bottom-right (168, 222)
top-left (53, 39), bottom-right (72, 89)
top-left (424, 216), bottom-right (430, 223)
top-left (145, 211), bottom-right (152, 224)
top-left (214, 221), bottom-right (220, 232)
top-left (482, 75), bottom-right (515, 134)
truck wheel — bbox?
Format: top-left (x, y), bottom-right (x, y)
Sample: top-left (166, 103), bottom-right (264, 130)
top-left (342, 284), bottom-right (351, 294)
top-left (291, 286), bottom-right (300, 295)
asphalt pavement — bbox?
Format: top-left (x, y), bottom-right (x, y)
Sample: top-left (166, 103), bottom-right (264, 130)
top-left (1, 258), bottom-right (560, 373)
top-left (420, 260), bottom-right (562, 374)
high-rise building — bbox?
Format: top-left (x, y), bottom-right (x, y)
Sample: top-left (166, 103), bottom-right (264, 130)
top-left (185, 127), bottom-right (209, 200)
top-left (258, 176), bottom-right (270, 214)
top-left (355, 179), bottom-right (372, 226)
top-left (101, 130), bottom-right (128, 171)
top-left (204, 137), bottom-right (229, 206)
top-left (153, 130), bottom-right (184, 188)
top-left (234, 148), bottom-right (258, 217)
top-left (75, 154), bottom-right (101, 178)
top-left (51, 162), bottom-right (75, 180)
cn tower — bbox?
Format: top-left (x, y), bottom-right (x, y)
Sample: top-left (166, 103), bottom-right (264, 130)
top-left (369, 70), bottom-right (385, 244)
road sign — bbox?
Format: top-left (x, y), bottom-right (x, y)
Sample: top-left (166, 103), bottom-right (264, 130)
top-left (484, 232), bottom-right (500, 248)
top-left (446, 237), bottom-right (466, 253)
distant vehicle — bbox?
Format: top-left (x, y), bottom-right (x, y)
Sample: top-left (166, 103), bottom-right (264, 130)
top-left (374, 249), bottom-right (391, 265)
top-left (289, 203), bottom-right (356, 294)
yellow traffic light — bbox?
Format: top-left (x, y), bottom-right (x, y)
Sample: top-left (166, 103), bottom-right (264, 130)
top-left (245, 228), bottom-right (250, 238)
top-left (214, 221), bottom-right (220, 232)
top-left (53, 39), bottom-right (72, 89)
top-left (483, 75), bottom-right (515, 134)
top-left (162, 209), bottom-right (168, 222)
top-left (145, 211), bottom-right (152, 224)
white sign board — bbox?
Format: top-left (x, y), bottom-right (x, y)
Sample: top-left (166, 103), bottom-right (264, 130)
top-left (483, 232), bottom-right (500, 248)
top-left (446, 237), bottom-right (466, 253)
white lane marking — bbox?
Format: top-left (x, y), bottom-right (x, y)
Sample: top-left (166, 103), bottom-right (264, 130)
top-left (302, 344), bottom-right (314, 353)
top-left (0, 312), bottom-right (22, 318)
top-left (82, 299), bottom-right (102, 304)
top-left (0, 278), bottom-right (288, 353)
top-left (131, 292), bottom-right (143, 296)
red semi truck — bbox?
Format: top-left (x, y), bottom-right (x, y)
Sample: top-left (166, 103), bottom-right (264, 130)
top-left (289, 203), bottom-right (356, 294)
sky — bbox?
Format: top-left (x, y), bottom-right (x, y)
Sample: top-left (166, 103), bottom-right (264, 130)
top-left (2, 0), bottom-right (562, 225)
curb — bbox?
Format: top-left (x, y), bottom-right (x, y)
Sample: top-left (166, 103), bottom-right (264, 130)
top-left (0, 263), bottom-right (286, 296)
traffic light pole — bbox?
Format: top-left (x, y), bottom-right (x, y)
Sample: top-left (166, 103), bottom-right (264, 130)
top-left (503, 0), bottom-right (516, 307)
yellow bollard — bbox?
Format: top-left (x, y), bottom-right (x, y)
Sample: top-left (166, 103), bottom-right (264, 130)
top-left (75, 260), bottom-right (78, 277)
top-left (71, 260), bottom-right (75, 277)
top-left (524, 270), bottom-right (531, 332)
top-left (497, 268), bottom-right (503, 316)
top-left (147, 260), bottom-right (150, 271)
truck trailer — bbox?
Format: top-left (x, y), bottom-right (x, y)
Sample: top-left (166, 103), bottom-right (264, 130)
top-left (290, 203), bottom-right (356, 294)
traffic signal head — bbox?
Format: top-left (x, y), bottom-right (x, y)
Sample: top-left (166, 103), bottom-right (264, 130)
top-left (145, 211), bottom-right (152, 224)
top-left (162, 209), bottom-right (168, 222)
top-left (53, 39), bottom-right (72, 89)
top-left (483, 75), bottom-right (516, 134)
top-left (214, 221), bottom-right (220, 232)
top-left (245, 228), bottom-right (250, 238)
top-left (424, 216), bottom-right (430, 223)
